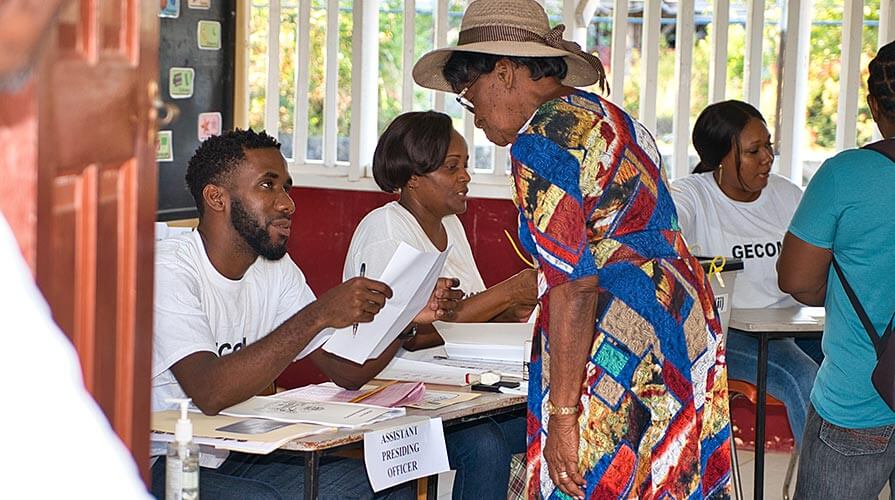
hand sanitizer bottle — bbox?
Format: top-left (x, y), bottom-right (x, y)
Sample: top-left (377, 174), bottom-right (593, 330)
top-left (166, 398), bottom-right (199, 500)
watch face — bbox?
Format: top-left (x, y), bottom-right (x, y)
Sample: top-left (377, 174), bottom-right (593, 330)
top-left (399, 326), bottom-right (417, 341)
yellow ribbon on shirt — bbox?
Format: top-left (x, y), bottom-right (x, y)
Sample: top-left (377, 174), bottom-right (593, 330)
top-left (503, 229), bottom-right (536, 268)
top-left (707, 255), bottom-right (727, 288)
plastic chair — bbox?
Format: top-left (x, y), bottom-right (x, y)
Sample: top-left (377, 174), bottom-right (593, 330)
top-left (728, 379), bottom-right (798, 500)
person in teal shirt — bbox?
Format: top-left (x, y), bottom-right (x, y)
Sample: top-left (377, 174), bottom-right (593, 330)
top-left (778, 40), bottom-right (895, 498)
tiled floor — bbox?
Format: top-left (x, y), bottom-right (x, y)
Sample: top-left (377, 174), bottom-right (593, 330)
top-left (733, 449), bottom-right (892, 499)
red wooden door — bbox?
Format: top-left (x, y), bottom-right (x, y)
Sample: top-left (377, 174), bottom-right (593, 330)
top-left (0, 0), bottom-right (158, 479)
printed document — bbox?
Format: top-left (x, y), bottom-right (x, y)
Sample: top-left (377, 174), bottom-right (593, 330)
top-left (376, 356), bottom-right (482, 386)
top-left (220, 395), bottom-right (405, 428)
top-left (278, 382), bottom-right (426, 408)
top-left (151, 411), bottom-right (331, 455)
top-left (324, 242), bottom-right (449, 364)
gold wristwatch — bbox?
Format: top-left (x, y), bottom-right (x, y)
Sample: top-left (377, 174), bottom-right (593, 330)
top-left (545, 400), bottom-right (578, 416)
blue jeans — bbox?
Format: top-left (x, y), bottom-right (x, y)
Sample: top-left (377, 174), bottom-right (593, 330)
top-left (444, 417), bottom-right (513, 500)
top-left (726, 328), bottom-right (819, 447)
top-left (150, 452), bottom-right (413, 499)
top-left (493, 413), bottom-right (527, 454)
top-left (794, 404), bottom-right (895, 499)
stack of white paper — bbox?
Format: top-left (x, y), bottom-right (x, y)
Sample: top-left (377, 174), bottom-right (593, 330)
top-left (220, 395), bottom-right (405, 428)
top-left (323, 242), bottom-right (449, 364)
top-left (433, 321), bottom-right (534, 362)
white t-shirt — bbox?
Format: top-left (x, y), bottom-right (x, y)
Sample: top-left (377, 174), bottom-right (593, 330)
top-left (344, 201), bottom-right (487, 296)
top-left (0, 215), bottom-right (151, 499)
top-left (671, 172), bottom-right (802, 309)
top-left (152, 230), bottom-right (323, 412)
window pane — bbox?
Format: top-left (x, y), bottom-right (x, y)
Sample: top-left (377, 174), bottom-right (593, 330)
top-left (249, 3), bottom-right (269, 131)
top-left (414, 1), bottom-right (436, 110)
top-left (378, 0), bottom-right (404, 134)
top-left (279, 6), bottom-right (298, 158)
top-left (307, 0), bottom-right (326, 161)
top-left (338, 0), bottom-right (352, 162)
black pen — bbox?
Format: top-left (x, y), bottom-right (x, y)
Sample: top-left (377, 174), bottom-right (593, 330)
top-left (352, 262), bottom-right (366, 337)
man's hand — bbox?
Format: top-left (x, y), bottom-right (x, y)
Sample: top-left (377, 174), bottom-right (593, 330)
top-left (413, 277), bottom-right (463, 324)
top-left (314, 277), bottom-right (393, 329)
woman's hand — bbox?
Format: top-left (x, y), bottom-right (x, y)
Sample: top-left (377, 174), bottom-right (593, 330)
top-left (542, 276), bottom-right (598, 499)
top-left (545, 413), bottom-right (586, 499)
top-left (413, 277), bottom-right (463, 324)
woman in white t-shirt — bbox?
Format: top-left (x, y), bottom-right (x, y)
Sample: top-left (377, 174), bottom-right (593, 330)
top-left (671, 100), bottom-right (821, 446)
top-left (345, 111), bottom-right (532, 491)
top-left (344, 111), bottom-right (537, 351)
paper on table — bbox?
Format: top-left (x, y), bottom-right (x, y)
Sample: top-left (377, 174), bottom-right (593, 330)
top-left (151, 411), bottom-right (332, 455)
top-left (377, 356), bottom-right (482, 386)
top-left (220, 395), bottom-right (405, 428)
top-left (324, 242), bottom-right (450, 364)
top-left (277, 382), bottom-right (426, 408)
top-left (405, 390), bottom-right (481, 410)
top-left (429, 355), bottom-right (524, 379)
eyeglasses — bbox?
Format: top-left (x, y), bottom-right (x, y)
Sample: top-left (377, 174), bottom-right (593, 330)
top-left (455, 74), bottom-right (480, 115)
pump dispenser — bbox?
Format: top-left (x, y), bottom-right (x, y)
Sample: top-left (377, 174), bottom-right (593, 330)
top-left (166, 398), bottom-right (199, 500)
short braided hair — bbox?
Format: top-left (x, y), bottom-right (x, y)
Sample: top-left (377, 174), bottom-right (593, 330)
top-left (185, 129), bottom-right (280, 215)
top-left (868, 40), bottom-right (895, 119)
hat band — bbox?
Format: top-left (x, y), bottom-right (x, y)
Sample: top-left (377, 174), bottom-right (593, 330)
top-left (457, 24), bottom-right (608, 93)
top-left (458, 24), bottom-right (547, 46)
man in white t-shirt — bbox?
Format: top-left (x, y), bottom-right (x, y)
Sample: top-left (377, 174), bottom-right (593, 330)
top-left (150, 129), bottom-right (461, 499)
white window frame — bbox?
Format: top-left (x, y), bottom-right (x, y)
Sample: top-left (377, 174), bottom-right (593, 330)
top-left (237, 0), bottom-right (895, 195)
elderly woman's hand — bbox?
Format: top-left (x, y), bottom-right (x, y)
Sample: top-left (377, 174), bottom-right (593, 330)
top-left (545, 413), bottom-right (586, 499)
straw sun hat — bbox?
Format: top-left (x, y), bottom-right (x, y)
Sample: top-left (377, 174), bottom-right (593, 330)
top-left (412, 0), bottom-right (607, 93)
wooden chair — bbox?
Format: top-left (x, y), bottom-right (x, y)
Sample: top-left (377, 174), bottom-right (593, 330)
top-left (728, 379), bottom-right (798, 500)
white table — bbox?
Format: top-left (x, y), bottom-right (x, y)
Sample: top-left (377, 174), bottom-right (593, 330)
top-left (729, 306), bottom-right (824, 499)
top-left (730, 306), bottom-right (825, 332)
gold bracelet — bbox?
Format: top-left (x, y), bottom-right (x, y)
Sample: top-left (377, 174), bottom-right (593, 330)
top-left (545, 400), bottom-right (578, 416)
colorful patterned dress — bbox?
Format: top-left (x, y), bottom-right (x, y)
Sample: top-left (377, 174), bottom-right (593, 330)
top-left (512, 90), bottom-right (732, 499)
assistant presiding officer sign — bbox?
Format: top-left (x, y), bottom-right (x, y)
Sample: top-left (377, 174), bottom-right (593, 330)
top-left (364, 416), bottom-right (450, 492)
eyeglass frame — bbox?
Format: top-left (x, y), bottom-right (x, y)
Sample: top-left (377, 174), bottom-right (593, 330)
top-left (455, 73), bottom-right (481, 115)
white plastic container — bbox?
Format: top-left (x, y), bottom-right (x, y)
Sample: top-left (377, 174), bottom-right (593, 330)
top-left (699, 257), bottom-right (743, 337)
top-left (166, 398), bottom-right (199, 500)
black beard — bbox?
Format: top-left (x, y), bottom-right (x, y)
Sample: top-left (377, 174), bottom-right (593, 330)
top-left (230, 197), bottom-right (288, 260)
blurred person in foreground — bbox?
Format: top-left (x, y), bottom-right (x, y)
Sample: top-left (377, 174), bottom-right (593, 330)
top-left (0, 211), bottom-right (151, 499)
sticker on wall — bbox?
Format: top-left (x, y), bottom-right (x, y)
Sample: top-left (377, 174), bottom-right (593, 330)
top-left (157, 131), bottom-right (173, 162)
top-left (169, 67), bottom-right (195, 99)
top-left (197, 20), bottom-right (222, 50)
top-left (188, 0), bottom-right (211, 9)
top-left (198, 112), bottom-right (222, 142)
top-left (159, 0), bottom-right (180, 18)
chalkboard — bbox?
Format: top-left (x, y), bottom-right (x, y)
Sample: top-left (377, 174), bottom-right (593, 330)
top-left (157, 0), bottom-right (235, 221)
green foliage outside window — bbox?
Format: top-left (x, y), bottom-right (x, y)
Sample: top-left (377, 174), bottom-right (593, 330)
top-left (249, 0), bottom-right (884, 172)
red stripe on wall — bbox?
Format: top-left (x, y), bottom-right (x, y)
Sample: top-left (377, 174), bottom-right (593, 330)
top-left (277, 186), bottom-right (530, 388)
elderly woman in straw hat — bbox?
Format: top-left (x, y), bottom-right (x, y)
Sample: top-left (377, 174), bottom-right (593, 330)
top-left (414, 1), bottom-right (733, 498)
